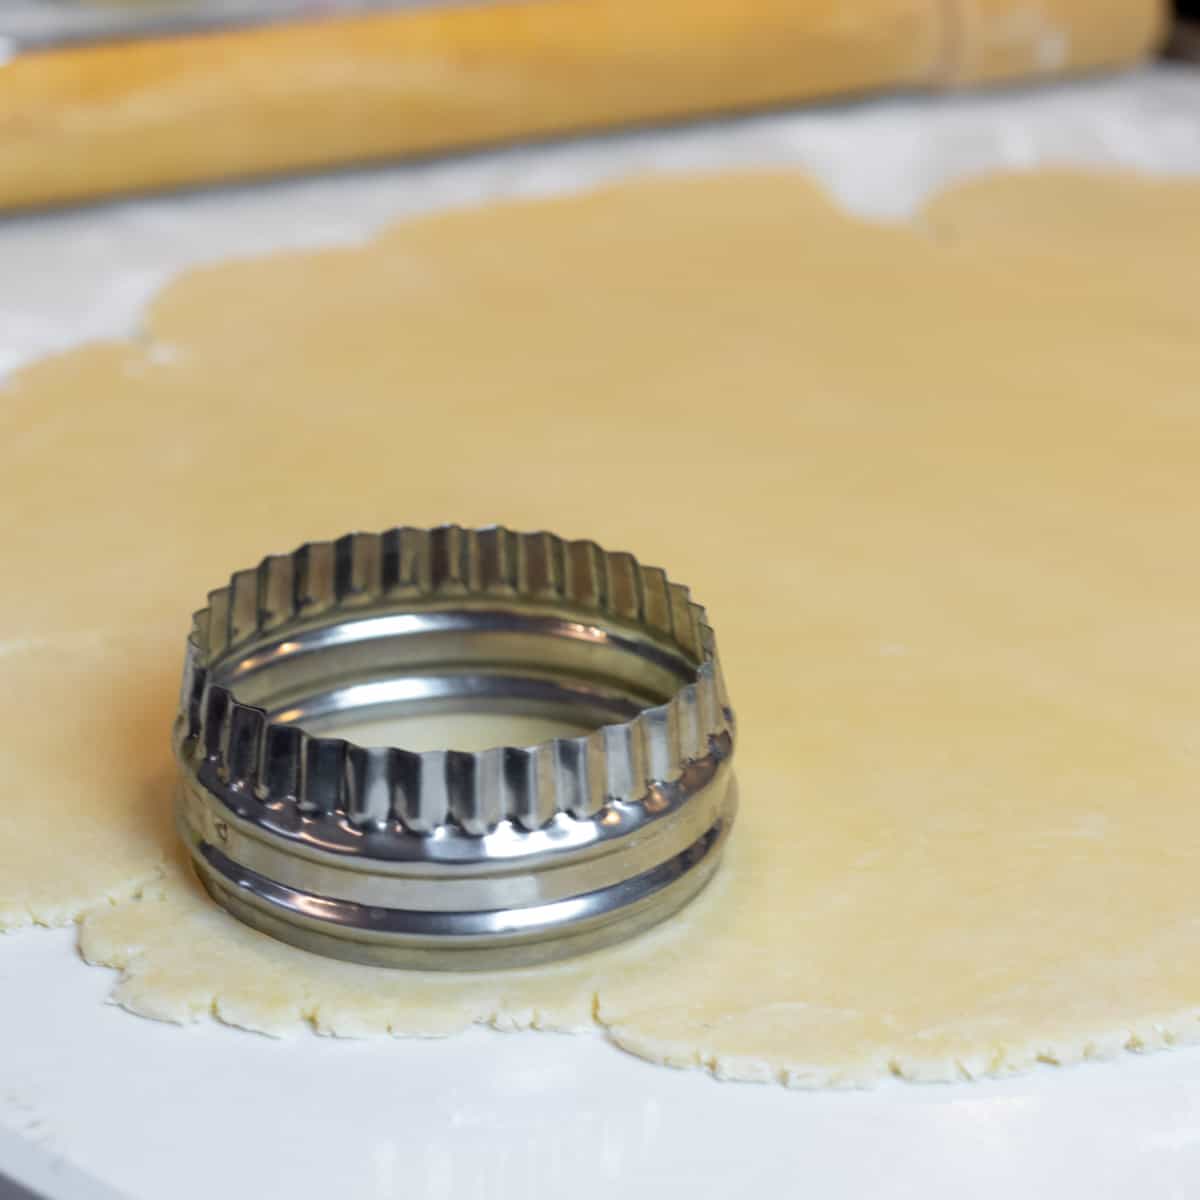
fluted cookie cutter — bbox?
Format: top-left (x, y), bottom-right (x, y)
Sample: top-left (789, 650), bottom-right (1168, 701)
top-left (173, 526), bottom-right (737, 968)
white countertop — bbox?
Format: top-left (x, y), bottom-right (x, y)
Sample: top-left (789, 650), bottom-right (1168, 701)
top-left (3, 66), bottom-right (1200, 1200)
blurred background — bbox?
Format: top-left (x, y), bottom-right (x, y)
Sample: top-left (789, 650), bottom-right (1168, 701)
top-left (3, 0), bottom-right (1198, 376)
top-left (0, 0), bottom-right (1196, 211)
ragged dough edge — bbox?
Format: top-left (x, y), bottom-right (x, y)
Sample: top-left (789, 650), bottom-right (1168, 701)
top-left (74, 858), bottom-right (601, 1042)
top-left (0, 865), bottom-right (166, 934)
top-left (74, 886), bottom-right (887, 1085)
top-left (77, 895), bottom-right (602, 1043)
top-left (0, 812), bottom-right (169, 933)
top-left (73, 875), bottom-right (1200, 1090)
top-left (603, 1011), bottom-right (1200, 1090)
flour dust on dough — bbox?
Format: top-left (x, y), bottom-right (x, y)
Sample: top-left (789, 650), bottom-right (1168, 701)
top-left (2, 169), bottom-right (1200, 1086)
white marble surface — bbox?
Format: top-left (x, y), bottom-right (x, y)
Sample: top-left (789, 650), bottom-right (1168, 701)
top-left (2, 65), bottom-right (1200, 1200)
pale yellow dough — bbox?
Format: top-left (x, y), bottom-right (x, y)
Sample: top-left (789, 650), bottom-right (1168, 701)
top-left (3, 170), bottom-right (1200, 1086)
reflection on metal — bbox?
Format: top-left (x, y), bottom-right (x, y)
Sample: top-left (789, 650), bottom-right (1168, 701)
top-left (174, 525), bottom-right (737, 969)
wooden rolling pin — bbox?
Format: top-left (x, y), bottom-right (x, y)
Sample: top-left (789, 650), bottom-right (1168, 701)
top-left (0, 0), bottom-right (1167, 211)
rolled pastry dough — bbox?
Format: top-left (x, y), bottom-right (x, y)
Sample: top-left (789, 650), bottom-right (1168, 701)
top-left (3, 169), bottom-right (1199, 1085)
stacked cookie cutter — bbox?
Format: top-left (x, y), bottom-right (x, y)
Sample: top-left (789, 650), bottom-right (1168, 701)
top-left (174, 526), bottom-right (736, 968)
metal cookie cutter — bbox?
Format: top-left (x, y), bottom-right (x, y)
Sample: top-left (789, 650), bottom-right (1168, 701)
top-left (173, 526), bottom-right (737, 968)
